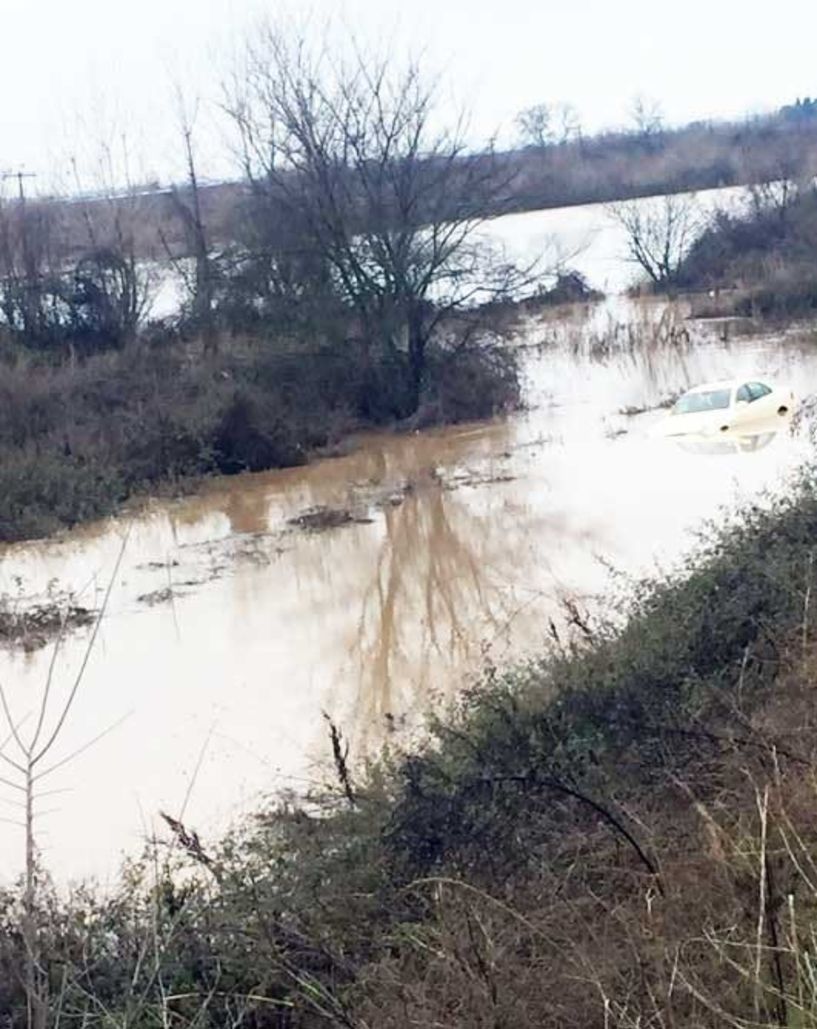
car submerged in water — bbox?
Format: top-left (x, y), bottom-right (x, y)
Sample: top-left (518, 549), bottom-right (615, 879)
top-left (659, 379), bottom-right (795, 437)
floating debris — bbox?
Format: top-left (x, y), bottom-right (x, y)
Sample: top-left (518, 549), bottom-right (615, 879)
top-left (137, 587), bottom-right (180, 607)
top-left (0, 600), bottom-right (95, 651)
top-left (442, 470), bottom-right (516, 491)
top-left (287, 506), bottom-right (374, 532)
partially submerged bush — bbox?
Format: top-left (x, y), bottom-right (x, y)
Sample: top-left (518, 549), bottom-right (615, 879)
top-left (420, 342), bottom-right (521, 425)
top-left (675, 182), bottom-right (817, 316)
top-left (0, 328), bottom-right (521, 540)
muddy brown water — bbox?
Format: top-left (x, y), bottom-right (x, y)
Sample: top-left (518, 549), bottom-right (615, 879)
top-left (1, 299), bottom-right (816, 882)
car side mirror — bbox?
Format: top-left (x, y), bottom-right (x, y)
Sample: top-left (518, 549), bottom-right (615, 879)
top-left (736, 399), bottom-right (749, 406)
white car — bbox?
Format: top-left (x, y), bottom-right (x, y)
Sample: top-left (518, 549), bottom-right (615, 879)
top-left (661, 379), bottom-right (795, 436)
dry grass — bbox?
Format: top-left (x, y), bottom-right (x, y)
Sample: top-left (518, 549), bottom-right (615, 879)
top-left (351, 643), bottom-right (817, 1028)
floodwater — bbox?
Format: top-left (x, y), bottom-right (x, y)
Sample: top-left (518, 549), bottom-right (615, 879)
top-left (0, 203), bottom-right (814, 883)
top-left (149, 186), bottom-right (746, 317)
top-left (478, 184), bottom-right (746, 293)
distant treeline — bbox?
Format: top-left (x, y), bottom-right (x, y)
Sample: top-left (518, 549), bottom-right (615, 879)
top-left (500, 108), bottom-right (817, 213)
top-left (33, 103), bottom-right (817, 262)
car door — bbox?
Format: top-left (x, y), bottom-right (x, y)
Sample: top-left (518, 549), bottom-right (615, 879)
top-left (734, 383), bottom-right (753, 424)
top-left (748, 382), bottom-right (775, 418)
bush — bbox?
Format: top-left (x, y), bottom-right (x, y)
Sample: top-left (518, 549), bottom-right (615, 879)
top-left (675, 184), bottom-right (817, 315)
top-left (0, 451), bottom-right (125, 540)
top-left (0, 329), bottom-right (521, 541)
top-left (422, 343), bottom-right (521, 424)
top-left (214, 390), bottom-right (307, 472)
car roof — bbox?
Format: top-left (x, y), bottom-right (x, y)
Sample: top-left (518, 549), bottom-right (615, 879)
top-left (685, 378), bottom-right (769, 394)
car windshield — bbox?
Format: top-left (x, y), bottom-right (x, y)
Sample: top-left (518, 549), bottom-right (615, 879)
top-left (674, 389), bottom-right (731, 414)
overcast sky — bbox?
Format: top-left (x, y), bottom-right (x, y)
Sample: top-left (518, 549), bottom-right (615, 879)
top-left (2, 0), bottom-right (816, 191)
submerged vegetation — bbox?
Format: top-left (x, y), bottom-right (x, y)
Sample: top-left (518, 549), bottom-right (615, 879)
top-left (0, 590), bottom-right (93, 651)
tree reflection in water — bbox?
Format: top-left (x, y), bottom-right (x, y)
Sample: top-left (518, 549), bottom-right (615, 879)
top-left (345, 472), bottom-right (511, 752)
top-left (338, 459), bottom-right (606, 754)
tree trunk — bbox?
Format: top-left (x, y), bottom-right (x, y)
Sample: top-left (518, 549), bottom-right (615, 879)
top-left (194, 249), bottom-right (217, 356)
top-left (407, 311), bottom-right (426, 415)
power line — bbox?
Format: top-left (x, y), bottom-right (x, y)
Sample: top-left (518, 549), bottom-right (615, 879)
top-left (1, 170), bottom-right (37, 203)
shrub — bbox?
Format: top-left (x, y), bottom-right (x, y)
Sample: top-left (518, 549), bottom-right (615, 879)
top-left (675, 184), bottom-right (817, 314)
top-left (421, 343), bottom-right (521, 424)
top-left (214, 390), bottom-right (307, 472)
top-left (0, 450), bottom-right (125, 540)
top-left (0, 328), bottom-right (521, 540)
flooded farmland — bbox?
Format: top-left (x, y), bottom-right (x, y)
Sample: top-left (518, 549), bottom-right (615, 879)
top-left (0, 194), bottom-right (814, 882)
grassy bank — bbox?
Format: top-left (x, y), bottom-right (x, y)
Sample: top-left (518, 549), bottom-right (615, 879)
top-left (4, 453), bottom-right (817, 1024)
top-left (0, 335), bottom-right (519, 543)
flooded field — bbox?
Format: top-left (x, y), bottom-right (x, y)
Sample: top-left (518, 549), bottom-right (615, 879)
top-left (479, 185), bottom-right (746, 293)
top-left (1, 276), bottom-right (816, 883)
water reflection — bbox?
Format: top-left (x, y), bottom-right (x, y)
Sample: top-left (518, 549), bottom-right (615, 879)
top-left (346, 479), bottom-right (512, 747)
top-left (671, 427), bottom-right (781, 456)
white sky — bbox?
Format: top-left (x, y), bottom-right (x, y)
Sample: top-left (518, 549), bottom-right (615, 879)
top-left (2, 0), bottom-right (816, 191)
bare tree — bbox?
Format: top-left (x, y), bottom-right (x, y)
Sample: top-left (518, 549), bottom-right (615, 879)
top-left (516, 103), bottom-right (553, 149)
top-left (226, 30), bottom-right (525, 412)
top-left (67, 133), bottom-right (154, 347)
top-left (609, 194), bottom-right (702, 287)
top-left (744, 142), bottom-right (808, 227)
top-left (0, 192), bottom-right (68, 347)
top-left (164, 89), bottom-right (218, 353)
top-left (747, 178), bottom-right (800, 224)
top-left (517, 102), bottom-right (581, 148)
top-left (552, 102), bottom-right (582, 145)
top-left (630, 93), bottom-right (665, 144)
top-left (0, 133), bottom-right (153, 356)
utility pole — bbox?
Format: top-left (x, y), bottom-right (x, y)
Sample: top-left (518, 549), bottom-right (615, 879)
top-left (1, 169), bottom-right (37, 204)
top-left (1, 170), bottom-right (39, 330)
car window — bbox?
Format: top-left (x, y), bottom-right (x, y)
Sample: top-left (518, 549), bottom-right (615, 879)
top-left (749, 382), bottom-right (772, 401)
top-left (675, 389), bottom-right (732, 413)
top-left (736, 384), bottom-right (752, 402)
